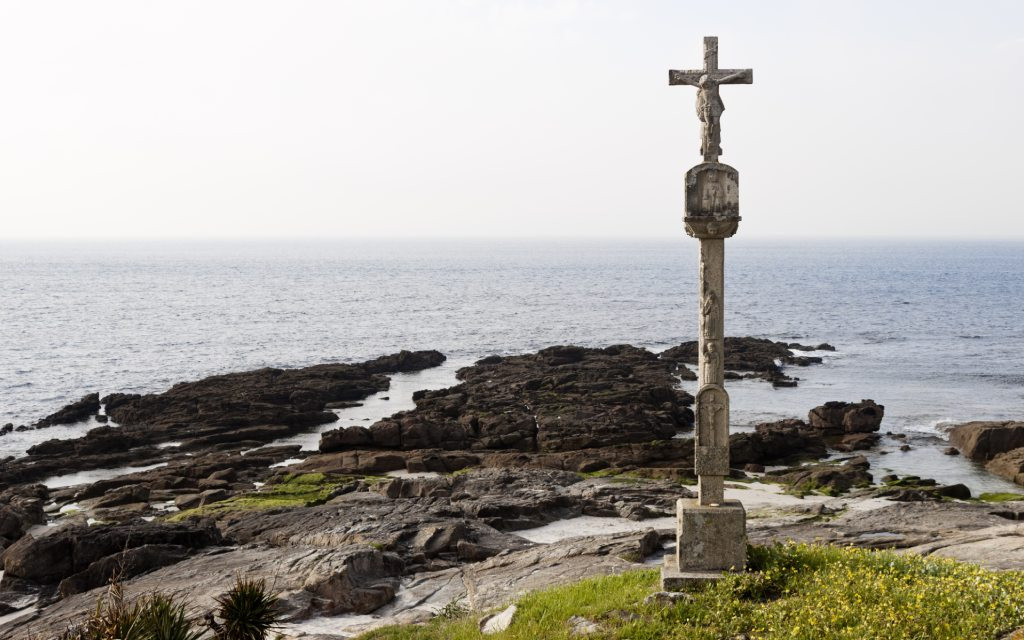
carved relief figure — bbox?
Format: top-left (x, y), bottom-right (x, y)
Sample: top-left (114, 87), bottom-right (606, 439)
top-left (701, 289), bottom-right (720, 339)
top-left (695, 71), bottom-right (747, 160)
top-left (701, 173), bottom-right (724, 213)
top-left (697, 392), bottom-right (726, 446)
top-left (701, 340), bottom-right (722, 385)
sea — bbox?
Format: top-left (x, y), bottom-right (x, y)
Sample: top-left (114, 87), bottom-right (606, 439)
top-left (1, 238), bottom-right (1023, 493)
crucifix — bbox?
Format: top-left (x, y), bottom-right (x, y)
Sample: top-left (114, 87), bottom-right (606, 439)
top-left (669, 36), bottom-right (753, 163)
top-left (662, 36), bottom-right (752, 589)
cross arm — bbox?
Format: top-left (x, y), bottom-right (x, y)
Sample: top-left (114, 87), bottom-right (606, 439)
top-left (715, 69), bottom-right (753, 84)
top-left (669, 69), bottom-right (703, 86)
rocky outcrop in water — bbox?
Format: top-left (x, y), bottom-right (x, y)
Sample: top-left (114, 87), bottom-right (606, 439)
top-left (659, 337), bottom-right (831, 387)
top-left (0, 351), bottom-right (445, 490)
top-left (946, 422), bottom-right (1024, 486)
top-left (807, 399), bottom-right (884, 434)
top-left (321, 345), bottom-right (694, 455)
top-left (33, 393), bottom-right (101, 429)
top-left (948, 421), bottom-right (1024, 461)
top-left (729, 419), bottom-right (828, 466)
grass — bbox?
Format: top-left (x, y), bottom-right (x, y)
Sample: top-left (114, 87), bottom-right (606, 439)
top-left (356, 543), bottom-right (1024, 640)
top-left (579, 469), bottom-right (698, 486)
top-left (978, 492), bottom-right (1024, 503)
top-left (167, 472), bottom-right (355, 521)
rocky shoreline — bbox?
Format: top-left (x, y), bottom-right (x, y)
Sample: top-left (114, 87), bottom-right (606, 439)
top-left (1, 339), bottom-right (1021, 638)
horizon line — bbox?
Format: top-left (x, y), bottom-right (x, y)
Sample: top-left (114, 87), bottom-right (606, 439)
top-left (3, 234), bottom-right (1024, 243)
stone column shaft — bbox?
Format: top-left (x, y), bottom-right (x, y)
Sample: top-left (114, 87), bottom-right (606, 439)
top-left (696, 237), bottom-right (728, 505)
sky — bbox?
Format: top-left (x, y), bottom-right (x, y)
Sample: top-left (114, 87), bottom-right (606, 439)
top-left (1, 1), bottom-right (1022, 239)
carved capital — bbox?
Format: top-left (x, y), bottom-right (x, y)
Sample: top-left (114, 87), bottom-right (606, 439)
top-left (685, 216), bottom-right (740, 239)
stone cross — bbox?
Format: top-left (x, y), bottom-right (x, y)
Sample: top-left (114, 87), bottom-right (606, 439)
top-left (669, 36), bottom-right (752, 163)
top-left (662, 36), bottom-right (751, 589)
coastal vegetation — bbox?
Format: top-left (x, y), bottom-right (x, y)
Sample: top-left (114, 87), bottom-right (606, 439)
top-left (167, 472), bottom-right (362, 522)
top-left (49, 576), bottom-right (281, 640)
top-left (358, 543), bottom-right (1024, 640)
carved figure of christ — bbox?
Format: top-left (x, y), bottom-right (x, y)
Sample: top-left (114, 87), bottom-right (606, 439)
top-left (669, 36), bottom-right (753, 162)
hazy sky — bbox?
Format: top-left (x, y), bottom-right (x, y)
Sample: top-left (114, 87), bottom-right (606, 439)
top-left (2, 1), bottom-right (1022, 239)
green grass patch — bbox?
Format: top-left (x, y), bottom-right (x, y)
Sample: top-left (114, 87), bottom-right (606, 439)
top-left (356, 543), bottom-right (1024, 640)
top-left (167, 472), bottom-right (354, 521)
top-left (978, 492), bottom-right (1024, 503)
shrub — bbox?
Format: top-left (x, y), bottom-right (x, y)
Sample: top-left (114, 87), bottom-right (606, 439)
top-left (212, 577), bottom-right (282, 640)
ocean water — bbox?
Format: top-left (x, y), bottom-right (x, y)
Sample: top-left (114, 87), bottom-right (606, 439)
top-left (1, 239), bottom-right (1022, 492)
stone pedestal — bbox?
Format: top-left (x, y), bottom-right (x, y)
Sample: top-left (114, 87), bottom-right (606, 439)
top-left (663, 500), bottom-right (746, 587)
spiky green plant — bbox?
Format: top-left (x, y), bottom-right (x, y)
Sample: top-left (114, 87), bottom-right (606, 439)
top-left (213, 577), bottom-right (282, 640)
top-left (139, 594), bottom-right (205, 640)
top-left (58, 580), bottom-right (147, 640)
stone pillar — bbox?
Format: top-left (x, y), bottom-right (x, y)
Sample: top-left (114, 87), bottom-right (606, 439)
top-left (696, 235), bottom-right (726, 505)
top-left (662, 162), bottom-right (747, 589)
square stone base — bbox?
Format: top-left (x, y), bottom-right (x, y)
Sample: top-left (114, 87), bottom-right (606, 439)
top-left (661, 554), bottom-right (730, 590)
top-left (676, 498), bottom-right (747, 571)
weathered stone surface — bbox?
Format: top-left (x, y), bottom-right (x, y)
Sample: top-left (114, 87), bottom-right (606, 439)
top-left (834, 432), bottom-right (881, 452)
top-left (948, 421), bottom-right (1024, 461)
top-left (57, 544), bottom-right (190, 597)
top-left (225, 469), bottom-right (689, 553)
top-left (321, 345), bottom-right (693, 455)
top-left (986, 448), bottom-right (1024, 485)
top-left (765, 456), bottom-right (872, 494)
top-left (2, 543), bottom-right (405, 635)
top-left (674, 499), bottom-right (746, 572)
top-left (807, 400), bottom-right (884, 434)
top-left (0, 522), bottom-right (221, 586)
top-left (93, 483), bottom-right (150, 509)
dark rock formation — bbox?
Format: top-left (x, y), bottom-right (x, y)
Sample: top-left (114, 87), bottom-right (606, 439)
top-left (104, 349), bottom-right (446, 434)
top-left (660, 337), bottom-right (830, 386)
top-left (0, 351), bottom-right (446, 489)
top-left (807, 400), bottom-right (884, 434)
top-left (1, 521), bottom-right (221, 586)
top-left (322, 345), bottom-right (693, 455)
top-left (34, 393), bottom-right (100, 428)
top-left (57, 544), bottom-right (191, 597)
top-left (765, 456), bottom-right (872, 494)
top-left (729, 419), bottom-right (827, 465)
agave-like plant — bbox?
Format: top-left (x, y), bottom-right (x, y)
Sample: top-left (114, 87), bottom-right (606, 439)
top-left (63, 580), bottom-right (147, 640)
top-left (57, 581), bottom-right (206, 640)
top-left (212, 577), bottom-right (282, 640)
top-left (139, 594), bottom-right (205, 640)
